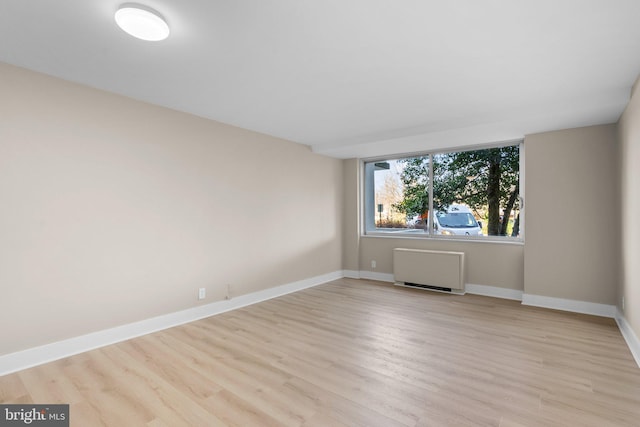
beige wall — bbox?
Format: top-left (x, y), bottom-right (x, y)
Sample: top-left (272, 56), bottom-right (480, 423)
top-left (342, 159), bottom-right (360, 272)
top-left (0, 63), bottom-right (343, 356)
top-left (523, 124), bottom-right (618, 304)
top-left (618, 76), bottom-right (640, 337)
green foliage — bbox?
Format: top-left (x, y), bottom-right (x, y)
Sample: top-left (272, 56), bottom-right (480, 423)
top-left (394, 146), bottom-right (520, 236)
top-left (393, 156), bottom-right (430, 217)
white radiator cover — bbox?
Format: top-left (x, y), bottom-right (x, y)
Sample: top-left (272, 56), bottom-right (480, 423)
top-left (393, 248), bottom-right (465, 292)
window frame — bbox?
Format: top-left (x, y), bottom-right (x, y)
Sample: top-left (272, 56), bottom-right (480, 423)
top-left (361, 141), bottom-right (525, 243)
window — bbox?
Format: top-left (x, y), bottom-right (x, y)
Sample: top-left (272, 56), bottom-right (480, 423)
top-left (363, 142), bottom-right (522, 239)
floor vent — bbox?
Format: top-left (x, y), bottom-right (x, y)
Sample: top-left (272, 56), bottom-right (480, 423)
top-left (395, 282), bottom-right (452, 293)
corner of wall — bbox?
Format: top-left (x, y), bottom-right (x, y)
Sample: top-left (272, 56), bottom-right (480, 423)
top-left (616, 72), bottom-right (640, 361)
top-left (342, 158), bottom-right (361, 272)
top-left (616, 309), bottom-right (640, 368)
top-left (631, 74), bottom-right (640, 101)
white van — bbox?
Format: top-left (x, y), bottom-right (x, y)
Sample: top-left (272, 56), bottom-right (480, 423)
top-left (409, 204), bottom-right (483, 236)
top-left (434, 204), bottom-right (482, 236)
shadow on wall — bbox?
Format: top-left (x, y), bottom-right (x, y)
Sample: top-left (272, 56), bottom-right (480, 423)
top-left (224, 237), bottom-right (343, 297)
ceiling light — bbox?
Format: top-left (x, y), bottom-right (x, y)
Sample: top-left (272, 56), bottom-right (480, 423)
top-left (115, 4), bottom-right (170, 41)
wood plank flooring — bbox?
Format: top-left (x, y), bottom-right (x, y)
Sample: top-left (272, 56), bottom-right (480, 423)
top-left (2, 278), bottom-right (640, 426)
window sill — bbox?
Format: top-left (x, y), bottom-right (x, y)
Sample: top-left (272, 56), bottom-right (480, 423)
top-left (361, 232), bottom-right (524, 245)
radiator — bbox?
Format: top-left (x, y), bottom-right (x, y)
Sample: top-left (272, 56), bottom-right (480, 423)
top-left (393, 248), bottom-right (465, 294)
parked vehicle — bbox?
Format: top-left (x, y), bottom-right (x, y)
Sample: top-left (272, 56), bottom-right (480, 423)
top-left (409, 204), bottom-right (483, 236)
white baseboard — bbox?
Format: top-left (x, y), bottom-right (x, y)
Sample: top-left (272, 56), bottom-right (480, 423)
top-left (465, 283), bottom-right (524, 301)
top-left (3, 270), bottom-right (634, 376)
top-left (615, 309), bottom-right (640, 368)
top-left (358, 270), bottom-right (395, 283)
top-left (522, 293), bottom-right (616, 318)
top-left (342, 269), bottom-right (361, 279)
top-left (0, 270), bottom-right (343, 376)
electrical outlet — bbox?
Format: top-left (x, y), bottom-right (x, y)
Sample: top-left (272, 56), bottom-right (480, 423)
top-left (371, 260), bottom-right (376, 269)
top-left (622, 296), bottom-right (625, 311)
top-left (198, 288), bottom-right (206, 300)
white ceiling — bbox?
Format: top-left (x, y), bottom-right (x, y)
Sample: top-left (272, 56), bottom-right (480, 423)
top-left (1, 1), bottom-right (639, 158)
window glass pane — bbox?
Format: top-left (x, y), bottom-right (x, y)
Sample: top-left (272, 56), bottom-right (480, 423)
top-left (432, 146), bottom-right (520, 237)
top-left (395, 156), bottom-right (430, 232)
top-left (370, 159), bottom-right (411, 231)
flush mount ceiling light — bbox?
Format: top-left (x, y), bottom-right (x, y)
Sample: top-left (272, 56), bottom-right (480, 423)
top-left (115, 4), bottom-right (170, 41)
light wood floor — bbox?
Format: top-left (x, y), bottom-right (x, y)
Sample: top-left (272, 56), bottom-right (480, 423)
top-left (2, 278), bottom-right (640, 426)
